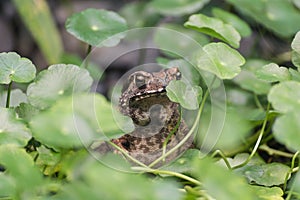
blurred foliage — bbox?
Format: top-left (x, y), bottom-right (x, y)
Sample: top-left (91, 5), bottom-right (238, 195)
top-left (1, 0), bottom-right (300, 199)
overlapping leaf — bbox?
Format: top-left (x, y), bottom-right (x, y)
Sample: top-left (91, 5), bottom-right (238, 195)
top-left (185, 14), bottom-right (241, 48)
top-left (66, 9), bottom-right (128, 47)
top-left (27, 64), bottom-right (93, 109)
top-left (166, 80), bottom-right (202, 110)
top-left (255, 63), bottom-right (291, 82)
top-left (0, 108), bottom-right (31, 147)
top-left (194, 42), bottom-right (245, 79)
top-left (149, 0), bottom-right (209, 16)
top-left (212, 8), bottom-right (251, 37)
top-left (0, 52), bottom-right (36, 84)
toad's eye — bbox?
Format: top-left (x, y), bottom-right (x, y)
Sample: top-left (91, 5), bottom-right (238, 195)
top-left (175, 71), bottom-right (181, 80)
top-left (135, 75), bottom-right (146, 89)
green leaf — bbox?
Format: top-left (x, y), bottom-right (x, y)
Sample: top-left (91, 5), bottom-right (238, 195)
top-left (30, 94), bottom-right (132, 149)
top-left (196, 107), bottom-right (252, 152)
top-left (12, 0), bottom-right (63, 64)
top-left (27, 64), bottom-right (93, 109)
top-left (0, 89), bottom-right (27, 107)
top-left (251, 186), bottom-right (284, 200)
top-left (65, 9), bottom-right (128, 47)
top-left (292, 171), bottom-right (300, 195)
top-left (289, 68), bottom-right (300, 82)
top-left (0, 145), bottom-right (43, 194)
top-left (194, 42), bottom-right (245, 79)
top-left (166, 59), bottom-right (202, 86)
top-left (241, 163), bottom-right (290, 186)
top-left (54, 156), bottom-right (182, 200)
top-left (161, 149), bottom-right (202, 174)
top-left (34, 146), bottom-right (60, 175)
top-left (15, 103), bottom-right (40, 122)
top-left (60, 53), bottom-right (104, 81)
top-left (154, 23), bottom-right (209, 58)
top-left (149, 0), bottom-right (210, 16)
top-left (212, 8), bottom-right (252, 37)
top-left (227, 0), bottom-right (300, 37)
top-left (120, 2), bottom-right (160, 28)
top-left (0, 108), bottom-right (31, 146)
top-left (166, 80), bottom-right (202, 110)
top-left (192, 157), bottom-right (256, 200)
top-left (185, 14), bottom-right (241, 48)
top-left (217, 153), bottom-right (265, 169)
top-left (0, 174), bottom-right (15, 198)
top-left (234, 70), bottom-right (271, 95)
top-left (268, 81), bottom-right (300, 113)
top-left (273, 111), bottom-right (300, 151)
top-left (255, 63), bottom-right (291, 82)
top-left (291, 31), bottom-right (300, 68)
top-left (0, 52), bottom-right (36, 84)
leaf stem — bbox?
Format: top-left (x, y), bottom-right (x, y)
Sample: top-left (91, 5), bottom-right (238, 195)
top-left (132, 167), bottom-right (202, 186)
top-left (259, 144), bottom-right (295, 158)
top-left (232, 103), bottom-right (270, 170)
top-left (84, 44), bottom-right (92, 69)
top-left (86, 44), bottom-right (92, 57)
top-left (254, 94), bottom-right (264, 110)
top-left (284, 151), bottom-right (299, 191)
top-left (211, 150), bottom-right (232, 169)
top-left (148, 87), bottom-right (210, 168)
top-left (162, 106), bottom-right (182, 163)
top-left (107, 141), bottom-right (150, 169)
top-left (6, 81), bottom-right (12, 108)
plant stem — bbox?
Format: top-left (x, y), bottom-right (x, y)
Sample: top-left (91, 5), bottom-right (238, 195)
top-left (132, 167), bottom-right (202, 186)
top-left (148, 87), bottom-right (210, 168)
top-left (162, 106), bottom-right (182, 162)
top-left (232, 103), bottom-right (270, 170)
top-left (259, 144), bottom-right (295, 158)
top-left (107, 141), bottom-right (150, 169)
top-left (5, 81), bottom-right (12, 108)
top-left (212, 150), bottom-right (232, 169)
top-left (86, 44), bottom-right (92, 57)
top-left (284, 151), bottom-right (299, 191)
top-left (84, 44), bottom-right (92, 69)
top-left (254, 94), bottom-right (264, 110)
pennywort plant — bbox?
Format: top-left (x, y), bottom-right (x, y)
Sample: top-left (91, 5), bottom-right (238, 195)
top-left (1, 0), bottom-right (300, 199)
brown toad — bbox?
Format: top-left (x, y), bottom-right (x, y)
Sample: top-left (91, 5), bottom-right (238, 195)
top-left (96, 67), bottom-right (192, 166)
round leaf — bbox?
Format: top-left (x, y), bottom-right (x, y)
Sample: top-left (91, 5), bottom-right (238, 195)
top-left (212, 8), bottom-right (252, 37)
top-left (268, 81), bottom-right (300, 113)
top-left (0, 108), bottom-right (31, 146)
top-left (149, 0), bottom-right (209, 16)
top-left (273, 111), bottom-right (300, 151)
top-left (0, 52), bottom-right (36, 84)
top-left (242, 163), bottom-right (290, 186)
top-left (65, 9), bottom-right (128, 47)
top-left (154, 23), bottom-right (209, 58)
top-left (192, 157), bottom-right (257, 200)
top-left (0, 145), bottom-right (43, 192)
top-left (184, 14), bottom-right (241, 48)
top-left (55, 157), bottom-right (182, 200)
top-left (120, 2), bottom-right (160, 28)
top-left (251, 186), bottom-right (284, 200)
top-left (291, 31), bottom-right (300, 68)
top-left (255, 63), bottom-right (291, 82)
top-left (30, 94), bottom-right (132, 149)
top-left (234, 70), bottom-right (271, 95)
top-left (195, 42), bottom-right (245, 79)
top-left (292, 171), bottom-right (300, 195)
top-left (27, 64), bottom-right (93, 109)
top-left (227, 0), bottom-right (300, 38)
top-left (0, 89), bottom-right (27, 107)
top-left (166, 80), bottom-right (202, 110)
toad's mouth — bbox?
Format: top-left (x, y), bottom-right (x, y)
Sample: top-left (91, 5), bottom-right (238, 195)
top-left (129, 87), bottom-right (167, 102)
